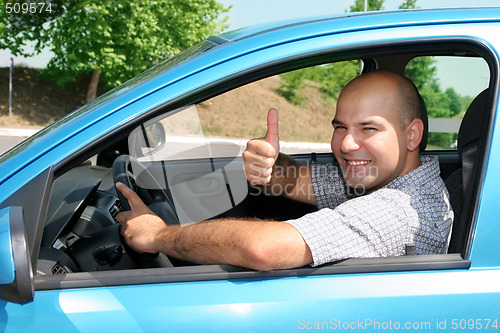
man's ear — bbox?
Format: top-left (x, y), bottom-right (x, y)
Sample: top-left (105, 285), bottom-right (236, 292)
top-left (406, 118), bottom-right (424, 152)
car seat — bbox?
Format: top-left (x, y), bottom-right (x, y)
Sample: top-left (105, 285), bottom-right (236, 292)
top-left (445, 88), bottom-right (490, 254)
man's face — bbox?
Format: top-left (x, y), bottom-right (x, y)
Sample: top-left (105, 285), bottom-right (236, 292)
top-left (331, 82), bottom-right (409, 193)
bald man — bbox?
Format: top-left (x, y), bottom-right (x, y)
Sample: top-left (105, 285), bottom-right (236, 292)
top-left (116, 70), bottom-right (453, 270)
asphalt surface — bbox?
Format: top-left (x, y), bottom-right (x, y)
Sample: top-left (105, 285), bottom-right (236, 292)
top-left (0, 127), bottom-right (41, 154)
top-left (0, 136), bottom-right (25, 154)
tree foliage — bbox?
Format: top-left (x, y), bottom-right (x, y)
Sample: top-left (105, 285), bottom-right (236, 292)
top-left (396, 1), bottom-right (463, 147)
top-left (1, 0), bottom-right (229, 99)
top-left (404, 59), bottom-right (469, 149)
top-left (319, 61), bottom-right (361, 100)
top-left (349, 0), bottom-right (384, 12)
top-left (399, 0), bottom-right (419, 9)
top-left (0, 0), bottom-right (73, 54)
top-left (277, 61), bottom-right (360, 105)
top-left (277, 70), bottom-right (306, 105)
top-left (277, 0), bottom-right (381, 104)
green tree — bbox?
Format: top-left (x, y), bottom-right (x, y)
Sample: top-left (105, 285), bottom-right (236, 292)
top-left (276, 61), bottom-right (360, 105)
top-left (349, 0), bottom-right (384, 12)
top-left (445, 88), bottom-right (462, 116)
top-left (277, 70), bottom-right (306, 105)
top-left (405, 59), bottom-right (466, 149)
top-left (404, 56), bottom-right (437, 92)
top-left (1, 0), bottom-right (229, 102)
top-left (319, 61), bottom-right (361, 100)
top-left (0, 0), bottom-right (73, 53)
top-left (399, 0), bottom-right (419, 9)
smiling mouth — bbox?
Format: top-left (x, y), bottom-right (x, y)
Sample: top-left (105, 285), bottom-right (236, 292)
top-left (346, 160), bottom-right (371, 166)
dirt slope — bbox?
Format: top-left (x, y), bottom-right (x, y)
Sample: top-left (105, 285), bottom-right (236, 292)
top-left (0, 68), bottom-right (336, 143)
top-left (0, 67), bottom-right (88, 128)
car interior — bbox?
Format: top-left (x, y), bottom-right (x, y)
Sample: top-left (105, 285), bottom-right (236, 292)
top-left (30, 41), bottom-right (495, 290)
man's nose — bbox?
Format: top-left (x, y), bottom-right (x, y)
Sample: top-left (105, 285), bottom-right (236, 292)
top-left (341, 133), bottom-right (360, 153)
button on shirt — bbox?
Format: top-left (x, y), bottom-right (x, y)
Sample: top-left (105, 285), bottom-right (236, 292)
top-left (285, 156), bottom-right (453, 267)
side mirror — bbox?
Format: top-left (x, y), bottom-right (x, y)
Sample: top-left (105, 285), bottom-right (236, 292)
top-left (0, 207), bottom-right (34, 304)
top-left (128, 122), bottom-right (166, 158)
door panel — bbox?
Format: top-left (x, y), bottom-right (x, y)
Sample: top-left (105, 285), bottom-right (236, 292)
top-left (6, 267), bottom-right (498, 331)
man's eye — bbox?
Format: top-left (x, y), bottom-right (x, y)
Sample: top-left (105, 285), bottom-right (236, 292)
top-left (364, 127), bottom-right (377, 131)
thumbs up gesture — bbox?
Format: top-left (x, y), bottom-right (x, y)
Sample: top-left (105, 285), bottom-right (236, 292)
top-left (243, 108), bottom-right (280, 185)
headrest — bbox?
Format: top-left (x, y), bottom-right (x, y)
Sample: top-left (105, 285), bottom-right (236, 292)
top-left (457, 88), bottom-right (490, 157)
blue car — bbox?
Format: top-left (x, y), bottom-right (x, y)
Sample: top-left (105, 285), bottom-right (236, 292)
top-left (1, 7), bottom-right (499, 332)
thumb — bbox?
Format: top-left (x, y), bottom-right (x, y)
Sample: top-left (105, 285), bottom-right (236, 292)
top-left (264, 108), bottom-right (279, 151)
top-left (116, 182), bottom-right (148, 211)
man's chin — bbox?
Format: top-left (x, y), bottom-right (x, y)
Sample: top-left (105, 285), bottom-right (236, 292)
top-left (345, 178), bottom-right (376, 195)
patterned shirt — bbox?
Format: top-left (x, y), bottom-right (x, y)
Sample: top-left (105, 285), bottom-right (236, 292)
top-left (286, 156), bottom-right (453, 266)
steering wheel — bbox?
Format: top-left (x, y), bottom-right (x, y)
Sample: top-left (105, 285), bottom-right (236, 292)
top-left (113, 155), bottom-right (179, 223)
top-left (112, 154), bottom-right (178, 267)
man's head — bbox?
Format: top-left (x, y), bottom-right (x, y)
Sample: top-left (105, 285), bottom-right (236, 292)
top-left (331, 70), bottom-right (425, 192)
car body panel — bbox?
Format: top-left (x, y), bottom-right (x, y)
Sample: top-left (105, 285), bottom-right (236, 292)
top-left (0, 208), bottom-right (15, 285)
top-left (3, 269), bottom-right (500, 331)
top-left (0, 8), bottom-right (500, 331)
top-left (469, 93), bottom-right (500, 268)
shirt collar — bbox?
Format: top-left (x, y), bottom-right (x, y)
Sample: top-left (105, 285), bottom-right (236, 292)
top-left (385, 155), bottom-right (440, 190)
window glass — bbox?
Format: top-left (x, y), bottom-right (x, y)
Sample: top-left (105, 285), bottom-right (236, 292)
top-left (127, 60), bottom-right (362, 224)
top-left (404, 56), bottom-right (490, 150)
top-left (196, 60), bottom-right (361, 154)
top-left (129, 105), bottom-right (247, 225)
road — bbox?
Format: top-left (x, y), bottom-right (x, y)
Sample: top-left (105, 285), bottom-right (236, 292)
top-left (1, 129), bottom-right (332, 157)
top-left (0, 128), bottom-right (41, 155)
top-left (0, 136), bottom-right (26, 154)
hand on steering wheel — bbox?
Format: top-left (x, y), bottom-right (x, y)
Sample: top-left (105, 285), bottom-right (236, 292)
top-left (112, 154), bottom-right (177, 267)
top-left (112, 154), bottom-right (179, 224)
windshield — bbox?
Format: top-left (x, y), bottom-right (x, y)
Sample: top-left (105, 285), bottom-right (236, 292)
top-left (0, 39), bottom-right (219, 164)
top-left (68, 39), bottom-right (219, 121)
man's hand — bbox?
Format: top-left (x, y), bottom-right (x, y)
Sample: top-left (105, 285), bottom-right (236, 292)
top-left (243, 108), bottom-right (280, 185)
top-left (115, 182), bottom-right (169, 253)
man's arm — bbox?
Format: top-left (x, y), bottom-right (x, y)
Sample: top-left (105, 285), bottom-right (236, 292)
top-left (115, 182), bottom-right (313, 271)
top-left (243, 108), bottom-right (316, 205)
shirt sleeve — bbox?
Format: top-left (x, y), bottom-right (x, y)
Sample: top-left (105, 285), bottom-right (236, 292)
top-left (286, 188), bottom-right (420, 266)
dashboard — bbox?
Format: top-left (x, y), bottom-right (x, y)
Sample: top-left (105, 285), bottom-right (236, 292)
top-left (38, 163), bottom-right (135, 274)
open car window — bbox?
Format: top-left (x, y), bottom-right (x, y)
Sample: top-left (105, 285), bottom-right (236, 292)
top-left (194, 60), bottom-right (362, 155)
top-left (128, 105), bottom-right (248, 225)
top-left (404, 56), bottom-right (490, 151)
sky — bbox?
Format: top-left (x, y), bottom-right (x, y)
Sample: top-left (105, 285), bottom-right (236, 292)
top-left (1, 0), bottom-right (499, 68)
top-left (218, 0), bottom-right (500, 31)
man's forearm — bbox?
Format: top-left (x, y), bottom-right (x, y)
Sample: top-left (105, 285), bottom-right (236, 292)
top-left (155, 217), bottom-right (313, 271)
top-left (158, 218), bottom-right (247, 267)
